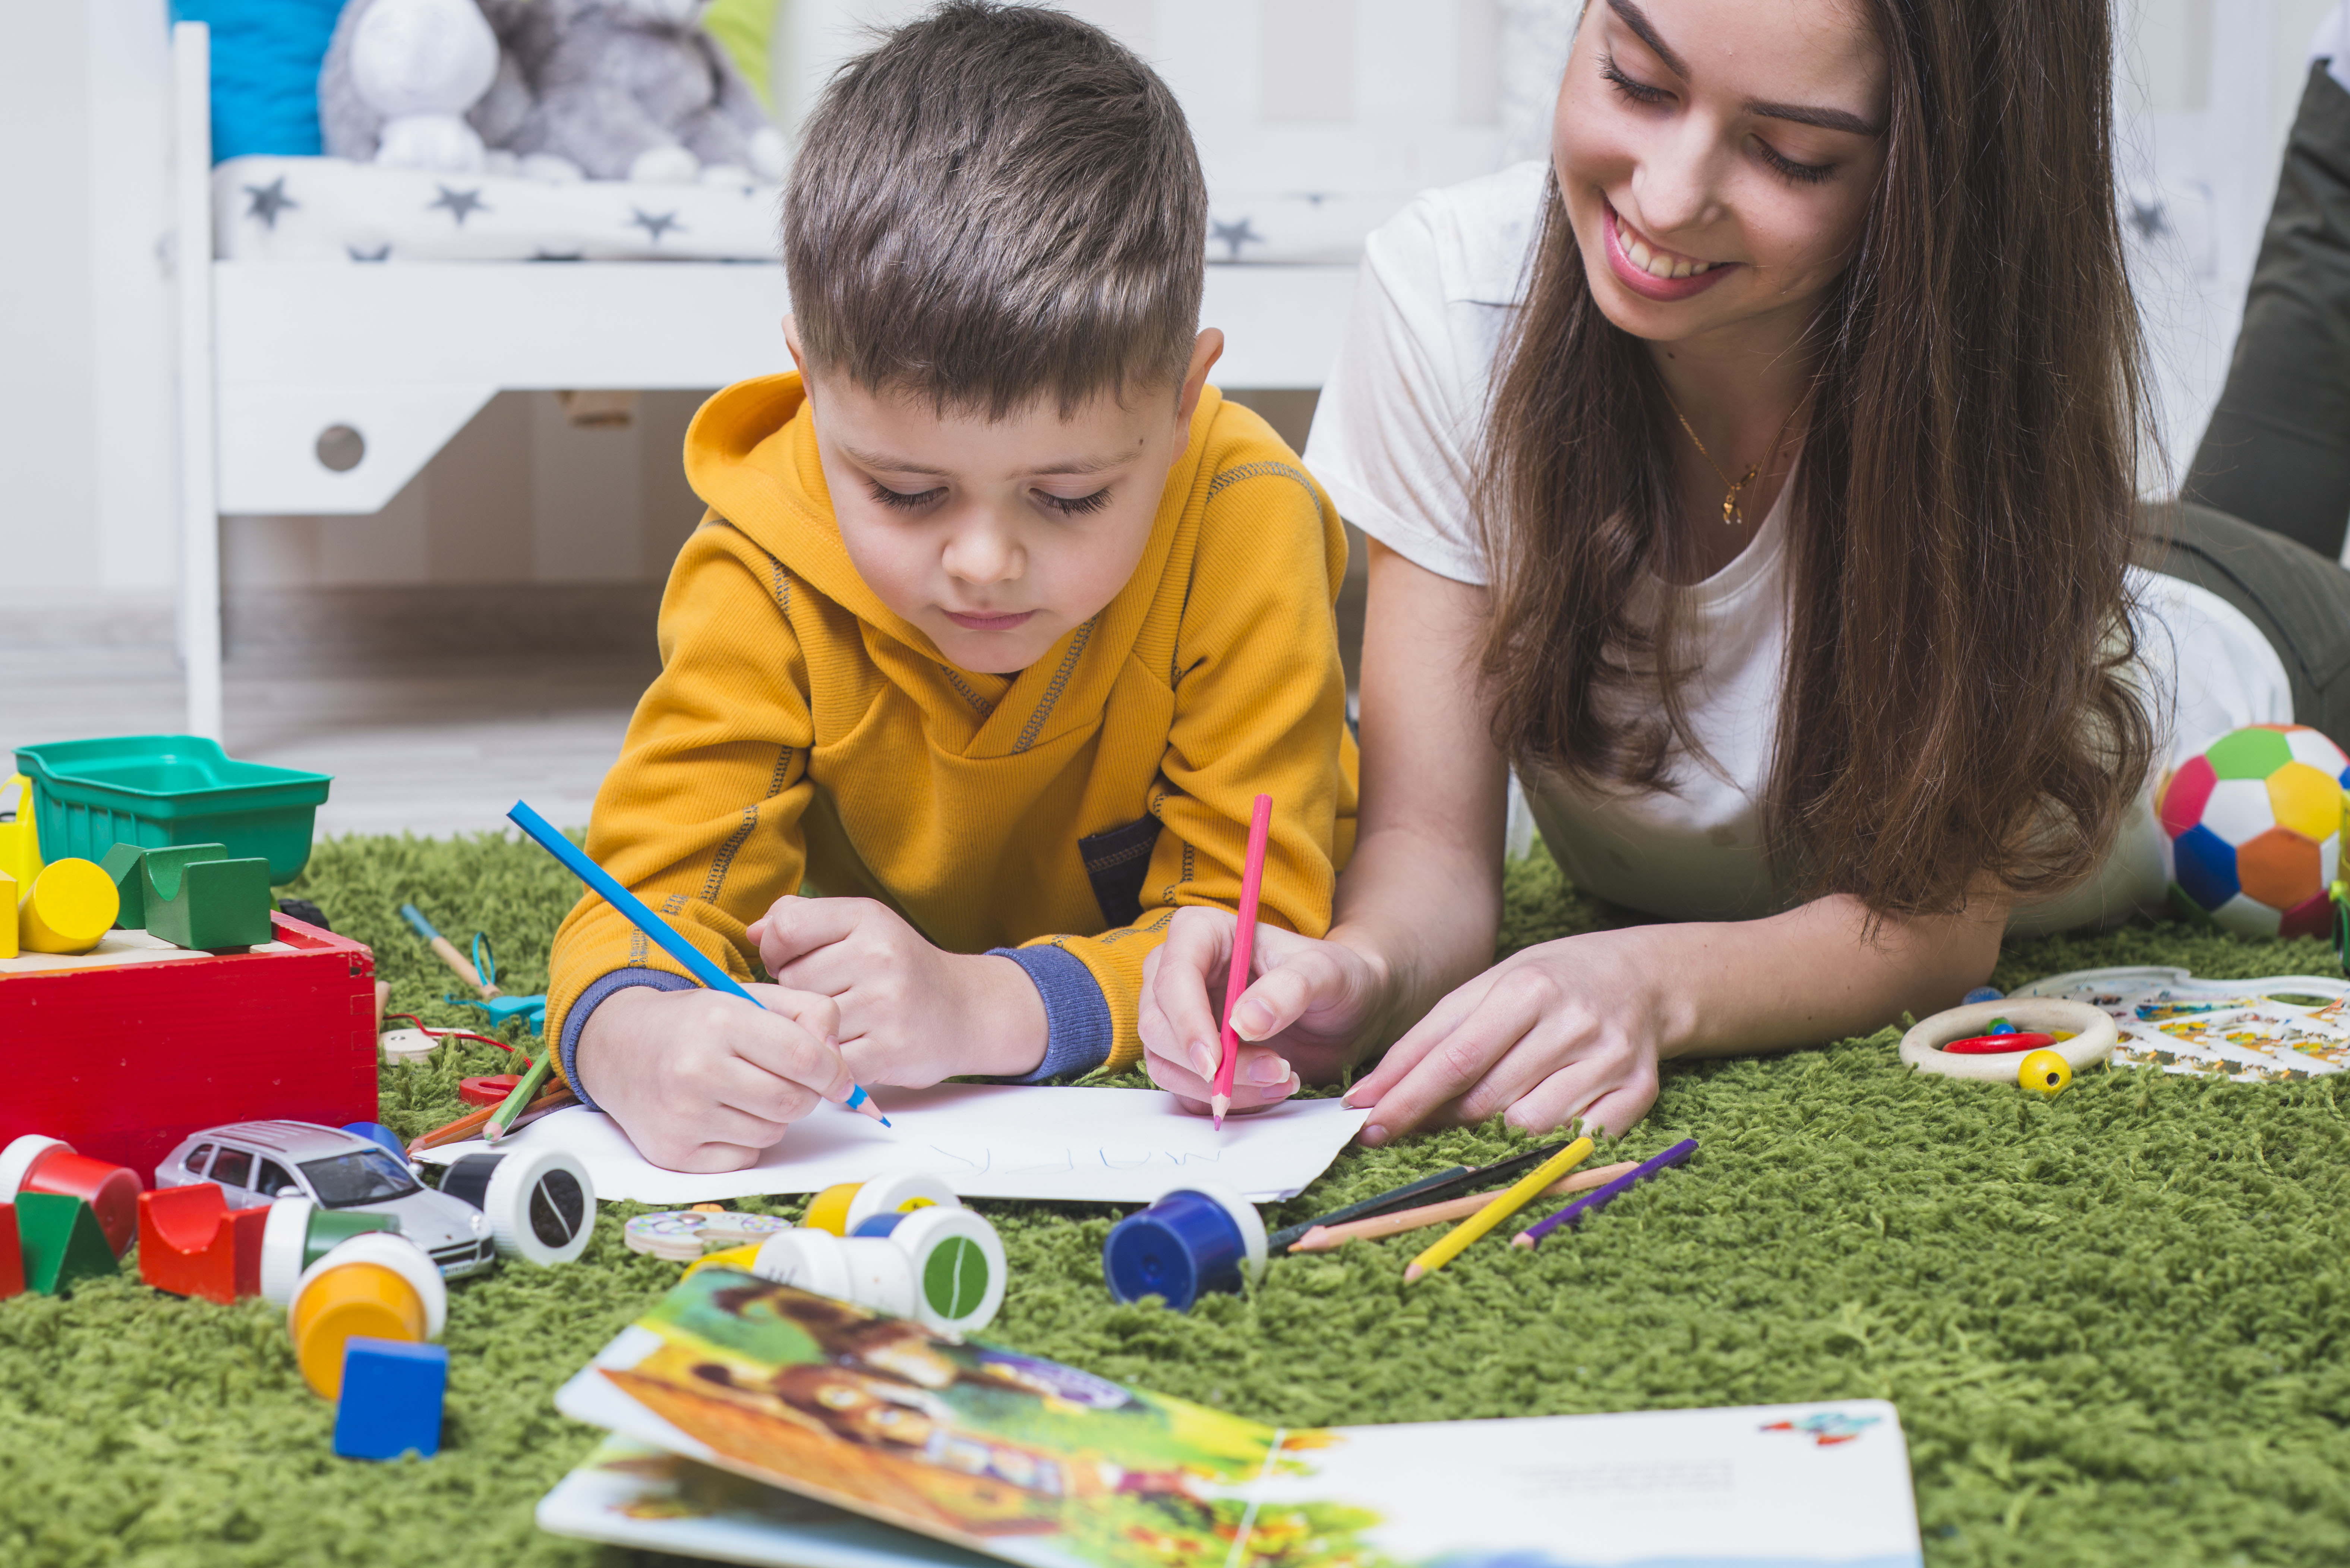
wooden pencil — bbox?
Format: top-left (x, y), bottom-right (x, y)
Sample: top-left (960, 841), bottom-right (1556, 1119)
top-left (1287, 1160), bottom-right (1640, 1251)
top-left (1512, 1139), bottom-right (1697, 1248)
top-left (1211, 793), bottom-right (1274, 1129)
top-left (1403, 1136), bottom-right (1593, 1283)
top-left (408, 1082), bottom-right (577, 1156)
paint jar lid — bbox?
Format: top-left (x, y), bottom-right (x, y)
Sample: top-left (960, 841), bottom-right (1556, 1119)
top-left (1102, 1181), bottom-right (1265, 1312)
top-left (0, 1135), bottom-right (68, 1202)
top-left (446, 1146), bottom-right (594, 1265)
top-left (890, 1206), bottom-right (1006, 1337)
top-left (751, 1228), bottom-right (854, 1300)
top-left (842, 1172), bottom-right (960, 1236)
top-left (290, 1231), bottom-right (448, 1341)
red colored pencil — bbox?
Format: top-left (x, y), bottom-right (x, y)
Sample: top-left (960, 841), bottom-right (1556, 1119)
top-left (1213, 793), bottom-right (1275, 1129)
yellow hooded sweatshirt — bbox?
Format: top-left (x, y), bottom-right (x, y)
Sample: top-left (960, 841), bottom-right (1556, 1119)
top-left (546, 374), bottom-right (1358, 1092)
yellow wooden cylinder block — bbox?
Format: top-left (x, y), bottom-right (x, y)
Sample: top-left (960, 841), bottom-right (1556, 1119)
top-left (19, 859), bottom-right (118, 955)
top-left (0, 870), bottom-right (15, 960)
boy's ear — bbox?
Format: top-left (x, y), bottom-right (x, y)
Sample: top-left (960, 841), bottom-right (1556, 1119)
top-left (1174, 329), bottom-right (1225, 430)
top-left (783, 314), bottom-right (810, 395)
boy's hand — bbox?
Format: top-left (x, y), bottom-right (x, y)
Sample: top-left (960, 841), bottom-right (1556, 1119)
top-left (1136, 907), bottom-right (1385, 1116)
top-left (574, 981), bottom-right (853, 1173)
top-left (751, 896), bottom-right (1049, 1085)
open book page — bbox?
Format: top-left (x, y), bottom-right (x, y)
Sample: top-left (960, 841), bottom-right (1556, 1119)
top-left (549, 1269), bottom-right (1922, 1568)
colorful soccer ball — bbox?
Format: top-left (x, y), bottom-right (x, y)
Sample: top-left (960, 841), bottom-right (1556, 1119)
top-left (2159, 724), bottom-right (2349, 938)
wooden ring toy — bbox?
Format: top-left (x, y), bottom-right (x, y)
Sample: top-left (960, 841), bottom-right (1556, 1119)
top-left (1898, 999), bottom-right (2114, 1081)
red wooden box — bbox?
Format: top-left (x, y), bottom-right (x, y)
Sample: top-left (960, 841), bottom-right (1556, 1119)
top-left (0, 914), bottom-right (378, 1183)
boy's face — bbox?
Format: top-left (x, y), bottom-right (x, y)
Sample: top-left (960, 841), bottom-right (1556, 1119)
top-left (788, 323), bottom-right (1223, 676)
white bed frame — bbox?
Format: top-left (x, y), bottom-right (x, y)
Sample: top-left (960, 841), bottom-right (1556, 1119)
top-left (169, 22), bottom-right (1356, 740)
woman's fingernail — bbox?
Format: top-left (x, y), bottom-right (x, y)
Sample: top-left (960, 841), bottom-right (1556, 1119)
top-left (1249, 1055), bottom-right (1291, 1085)
top-left (1360, 1123), bottom-right (1388, 1147)
top-left (1189, 1041), bottom-right (1218, 1078)
top-left (1234, 1002), bottom-right (1271, 1039)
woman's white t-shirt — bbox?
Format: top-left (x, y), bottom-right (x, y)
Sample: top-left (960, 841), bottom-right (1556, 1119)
top-left (1304, 162), bottom-right (2293, 935)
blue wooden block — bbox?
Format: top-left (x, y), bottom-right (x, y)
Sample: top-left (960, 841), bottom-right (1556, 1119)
top-left (332, 1338), bottom-right (447, 1461)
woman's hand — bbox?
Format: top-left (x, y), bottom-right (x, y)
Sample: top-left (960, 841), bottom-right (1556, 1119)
top-left (1343, 928), bottom-right (1668, 1145)
top-left (1137, 906), bottom-right (1391, 1115)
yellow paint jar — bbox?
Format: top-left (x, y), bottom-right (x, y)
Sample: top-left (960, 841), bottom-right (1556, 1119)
top-left (286, 1234), bottom-right (447, 1398)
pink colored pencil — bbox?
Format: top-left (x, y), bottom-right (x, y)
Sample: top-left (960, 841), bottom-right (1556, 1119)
top-left (1213, 793), bottom-right (1275, 1129)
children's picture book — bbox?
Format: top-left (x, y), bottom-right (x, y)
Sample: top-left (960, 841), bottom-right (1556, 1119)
top-left (2012, 966), bottom-right (2350, 1083)
top-left (543, 1267), bottom-right (1924, 1568)
top-left (420, 1085), bottom-right (1368, 1204)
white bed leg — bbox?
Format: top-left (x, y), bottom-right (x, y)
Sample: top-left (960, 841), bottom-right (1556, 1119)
top-left (173, 21), bottom-right (224, 742)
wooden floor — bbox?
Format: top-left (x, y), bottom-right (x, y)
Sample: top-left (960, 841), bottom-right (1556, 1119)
top-left (3, 646), bottom-right (656, 838)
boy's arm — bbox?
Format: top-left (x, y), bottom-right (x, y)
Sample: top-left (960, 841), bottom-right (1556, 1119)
top-left (1012, 461), bottom-right (1357, 1076)
top-left (546, 521), bottom-right (819, 1101)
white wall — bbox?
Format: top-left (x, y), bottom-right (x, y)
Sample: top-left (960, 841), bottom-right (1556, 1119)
top-left (0, 0), bottom-right (2338, 613)
top-left (0, 0), bottom-right (177, 603)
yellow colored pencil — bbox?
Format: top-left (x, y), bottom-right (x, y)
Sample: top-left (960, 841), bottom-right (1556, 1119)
top-left (1290, 1160), bottom-right (1638, 1252)
top-left (1403, 1136), bottom-right (1592, 1284)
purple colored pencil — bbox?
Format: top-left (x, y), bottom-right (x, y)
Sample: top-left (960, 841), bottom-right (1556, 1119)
top-left (1511, 1138), bottom-right (1697, 1248)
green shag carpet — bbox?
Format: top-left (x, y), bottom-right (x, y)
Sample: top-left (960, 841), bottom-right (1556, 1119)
top-left (6, 835), bottom-right (2350, 1567)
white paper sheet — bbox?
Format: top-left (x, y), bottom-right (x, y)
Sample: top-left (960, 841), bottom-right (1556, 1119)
top-left (415, 1085), bottom-right (1366, 1204)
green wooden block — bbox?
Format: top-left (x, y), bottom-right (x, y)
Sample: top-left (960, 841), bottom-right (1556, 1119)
top-left (99, 841), bottom-right (186, 930)
top-left (143, 848), bottom-right (274, 950)
top-left (17, 1193), bottom-right (117, 1295)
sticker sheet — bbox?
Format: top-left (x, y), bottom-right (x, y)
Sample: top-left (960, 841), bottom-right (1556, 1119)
top-left (2011, 967), bottom-right (2350, 1082)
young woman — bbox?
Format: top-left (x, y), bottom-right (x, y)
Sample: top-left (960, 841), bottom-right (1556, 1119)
top-left (1140, 0), bottom-right (2346, 1143)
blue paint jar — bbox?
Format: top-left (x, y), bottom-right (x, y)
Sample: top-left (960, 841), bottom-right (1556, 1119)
top-left (1102, 1183), bottom-right (1267, 1311)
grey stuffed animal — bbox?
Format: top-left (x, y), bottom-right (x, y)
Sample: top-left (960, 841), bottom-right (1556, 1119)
top-left (501, 0), bottom-right (785, 184)
top-left (322, 0), bottom-right (782, 184)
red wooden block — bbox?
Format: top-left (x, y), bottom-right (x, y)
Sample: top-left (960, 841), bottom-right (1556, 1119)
top-left (138, 1183), bottom-right (236, 1303)
top-left (0, 1203), bottom-right (20, 1299)
top-left (230, 1202), bottom-right (270, 1299)
top-left (0, 914), bottom-right (377, 1183)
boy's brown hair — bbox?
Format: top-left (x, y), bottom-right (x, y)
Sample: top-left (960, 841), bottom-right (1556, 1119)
top-left (782, 1), bottom-right (1206, 418)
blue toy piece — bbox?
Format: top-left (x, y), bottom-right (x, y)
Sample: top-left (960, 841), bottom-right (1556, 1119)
top-left (1961, 986), bottom-right (2004, 1005)
top-left (333, 1337), bottom-right (448, 1460)
top-left (341, 1123), bottom-right (409, 1165)
top-left (444, 993), bottom-right (547, 1034)
top-left (1102, 1182), bottom-right (1267, 1312)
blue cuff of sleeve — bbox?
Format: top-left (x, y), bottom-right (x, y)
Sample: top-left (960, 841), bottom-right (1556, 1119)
top-left (559, 967), bottom-right (699, 1112)
top-left (986, 945), bottom-right (1113, 1083)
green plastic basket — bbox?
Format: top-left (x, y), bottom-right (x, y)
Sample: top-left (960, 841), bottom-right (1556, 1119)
top-left (13, 735), bottom-right (332, 885)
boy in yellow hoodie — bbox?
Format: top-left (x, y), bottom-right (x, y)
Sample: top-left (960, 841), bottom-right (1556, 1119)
top-left (548, 2), bottom-right (1359, 1172)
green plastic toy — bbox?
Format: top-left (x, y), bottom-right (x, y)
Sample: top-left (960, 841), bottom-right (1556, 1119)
top-left (135, 843), bottom-right (274, 949)
top-left (17, 1193), bottom-right (118, 1295)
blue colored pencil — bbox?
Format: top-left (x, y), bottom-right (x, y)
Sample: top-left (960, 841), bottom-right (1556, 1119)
top-left (1510, 1138), bottom-right (1695, 1247)
top-left (506, 800), bottom-right (889, 1127)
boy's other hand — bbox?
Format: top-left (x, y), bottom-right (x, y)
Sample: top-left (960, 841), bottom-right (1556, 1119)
top-left (573, 981), bottom-right (852, 1172)
top-left (1136, 907), bottom-right (1384, 1116)
top-left (751, 896), bottom-right (1049, 1085)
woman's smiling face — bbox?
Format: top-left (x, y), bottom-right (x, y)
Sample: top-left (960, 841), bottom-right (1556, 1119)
top-left (1555, 0), bottom-right (1892, 347)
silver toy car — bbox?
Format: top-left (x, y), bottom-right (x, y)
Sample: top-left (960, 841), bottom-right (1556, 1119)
top-left (157, 1119), bottom-right (496, 1279)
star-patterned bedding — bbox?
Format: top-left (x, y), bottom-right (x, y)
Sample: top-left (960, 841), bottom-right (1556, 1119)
top-left (213, 155), bottom-right (1406, 265)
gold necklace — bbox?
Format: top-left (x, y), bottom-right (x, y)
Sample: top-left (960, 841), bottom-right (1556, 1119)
top-left (1660, 386), bottom-right (1805, 526)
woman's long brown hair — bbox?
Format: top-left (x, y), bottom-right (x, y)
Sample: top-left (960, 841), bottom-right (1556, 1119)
top-left (1477, 0), bottom-right (2155, 919)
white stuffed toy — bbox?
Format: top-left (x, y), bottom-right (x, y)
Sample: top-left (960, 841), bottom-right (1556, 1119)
top-left (319, 0), bottom-right (505, 172)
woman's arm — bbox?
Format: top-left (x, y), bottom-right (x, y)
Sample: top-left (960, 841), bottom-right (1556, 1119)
top-left (1342, 883), bottom-right (2007, 1144)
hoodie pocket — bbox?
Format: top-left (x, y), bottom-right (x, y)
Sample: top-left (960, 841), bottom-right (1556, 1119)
top-left (1077, 816), bottom-right (1162, 928)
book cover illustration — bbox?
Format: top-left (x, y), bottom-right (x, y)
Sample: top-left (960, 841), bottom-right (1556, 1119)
top-left (547, 1267), bottom-right (1923, 1568)
top-left (2013, 966), bottom-right (2350, 1082)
